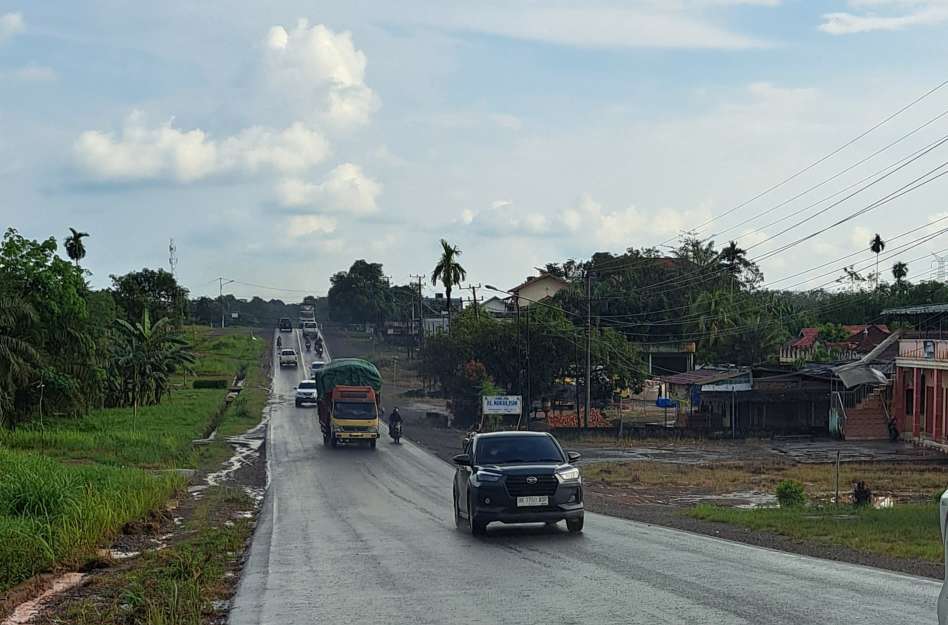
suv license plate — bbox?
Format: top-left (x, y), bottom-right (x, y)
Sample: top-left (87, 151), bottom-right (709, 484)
top-left (517, 496), bottom-right (548, 507)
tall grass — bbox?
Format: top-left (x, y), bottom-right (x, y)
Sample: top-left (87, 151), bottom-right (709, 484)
top-left (0, 450), bottom-right (181, 590)
top-left (0, 326), bottom-right (265, 592)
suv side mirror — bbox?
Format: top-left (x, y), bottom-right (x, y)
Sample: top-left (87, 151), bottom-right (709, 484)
top-left (567, 451), bottom-right (581, 463)
top-left (452, 453), bottom-right (472, 466)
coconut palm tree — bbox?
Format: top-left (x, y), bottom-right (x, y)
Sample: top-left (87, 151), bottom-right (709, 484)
top-left (64, 228), bottom-right (89, 267)
top-left (892, 261), bottom-right (909, 290)
top-left (869, 234), bottom-right (885, 289)
top-left (431, 239), bottom-right (467, 327)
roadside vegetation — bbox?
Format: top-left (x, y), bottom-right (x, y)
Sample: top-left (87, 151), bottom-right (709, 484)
top-left (583, 459), bottom-right (948, 501)
top-left (689, 503), bottom-right (941, 563)
top-left (0, 324), bottom-right (264, 593)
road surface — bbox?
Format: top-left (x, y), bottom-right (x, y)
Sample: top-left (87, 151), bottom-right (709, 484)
top-left (230, 329), bottom-right (939, 624)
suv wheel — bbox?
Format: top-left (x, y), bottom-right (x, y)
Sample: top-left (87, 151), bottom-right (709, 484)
top-left (453, 489), bottom-right (463, 529)
top-left (567, 516), bottom-right (584, 534)
top-left (468, 496), bottom-right (487, 536)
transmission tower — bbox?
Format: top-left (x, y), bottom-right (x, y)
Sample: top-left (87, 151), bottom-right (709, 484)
top-left (932, 252), bottom-right (946, 282)
top-left (169, 238), bottom-right (178, 276)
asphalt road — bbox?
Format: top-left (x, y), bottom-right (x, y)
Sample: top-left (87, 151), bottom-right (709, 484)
top-left (230, 329), bottom-right (940, 624)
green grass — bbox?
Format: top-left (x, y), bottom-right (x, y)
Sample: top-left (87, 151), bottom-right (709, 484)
top-left (688, 503), bottom-right (942, 562)
top-left (55, 488), bottom-right (255, 625)
top-left (0, 326), bottom-right (266, 593)
top-left (0, 449), bottom-right (182, 590)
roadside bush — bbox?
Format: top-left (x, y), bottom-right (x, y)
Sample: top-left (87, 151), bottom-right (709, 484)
top-left (193, 379), bottom-right (229, 389)
top-left (775, 480), bottom-right (806, 508)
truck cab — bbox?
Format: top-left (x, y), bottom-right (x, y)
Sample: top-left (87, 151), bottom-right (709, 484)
top-left (278, 317), bottom-right (292, 332)
top-left (321, 385), bottom-right (380, 449)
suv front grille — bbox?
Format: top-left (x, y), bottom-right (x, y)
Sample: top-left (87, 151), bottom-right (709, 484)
top-left (505, 475), bottom-right (558, 497)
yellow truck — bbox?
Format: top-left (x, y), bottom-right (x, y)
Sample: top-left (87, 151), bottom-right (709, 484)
top-left (316, 358), bottom-right (382, 450)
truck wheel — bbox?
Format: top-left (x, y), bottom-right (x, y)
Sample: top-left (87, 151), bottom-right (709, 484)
top-left (369, 439), bottom-right (377, 450)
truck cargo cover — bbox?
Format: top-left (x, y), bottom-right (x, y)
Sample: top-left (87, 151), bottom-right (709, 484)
top-left (315, 358), bottom-right (383, 397)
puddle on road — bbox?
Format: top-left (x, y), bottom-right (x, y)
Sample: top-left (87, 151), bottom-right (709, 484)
top-left (2, 573), bottom-right (85, 625)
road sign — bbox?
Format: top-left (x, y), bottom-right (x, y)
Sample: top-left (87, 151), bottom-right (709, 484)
top-left (482, 395), bottom-right (522, 415)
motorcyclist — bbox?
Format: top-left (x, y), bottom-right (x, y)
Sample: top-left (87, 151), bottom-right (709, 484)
top-left (389, 407), bottom-right (403, 432)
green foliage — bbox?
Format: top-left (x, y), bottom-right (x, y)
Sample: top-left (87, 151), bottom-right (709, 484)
top-left (193, 379), bottom-right (229, 389)
top-left (328, 259), bottom-right (393, 325)
top-left (431, 239), bottom-right (467, 321)
top-left (817, 323), bottom-right (850, 343)
top-left (689, 503), bottom-right (941, 563)
top-left (110, 268), bottom-right (188, 324)
top-left (775, 480), bottom-right (806, 508)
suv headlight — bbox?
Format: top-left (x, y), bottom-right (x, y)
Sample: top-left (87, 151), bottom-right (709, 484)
top-left (474, 471), bottom-right (502, 483)
top-left (556, 467), bottom-right (581, 483)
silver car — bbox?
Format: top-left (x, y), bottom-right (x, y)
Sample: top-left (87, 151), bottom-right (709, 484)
top-left (295, 380), bottom-right (318, 407)
top-left (940, 490), bottom-right (948, 623)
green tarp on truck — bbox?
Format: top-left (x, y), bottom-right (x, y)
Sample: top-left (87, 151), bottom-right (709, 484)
top-left (314, 358), bottom-right (383, 398)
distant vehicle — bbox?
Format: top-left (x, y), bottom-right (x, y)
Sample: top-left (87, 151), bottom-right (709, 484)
top-left (310, 360), bottom-right (326, 377)
top-left (452, 431), bottom-right (584, 536)
top-left (302, 320), bottom-right (319, 338)
top-left (315, 359), bottom-right (382, 449)
top-left (279, 349), bottom-right (298, 368)
top-left (295, 380), bottom-right (318, 408)
top-left (940, 489), bottom-right (948, 623)
top-left (278, 317), bottom-right (292, 333)
top-left (299, 304), bottom-right (316, 325)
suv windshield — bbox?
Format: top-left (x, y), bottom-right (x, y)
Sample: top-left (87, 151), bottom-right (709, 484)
top-left (281, 349), bottom-right (295, 356)
top-left (475, 436), bottom-right (564, 465)
top-left (334, 402), bottom-right (376, 420)
top-left (298, 381), bottom-right (316, 389)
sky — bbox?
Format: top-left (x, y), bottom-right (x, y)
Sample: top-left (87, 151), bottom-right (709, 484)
top-left (2, 1), bottom-right (948, 300)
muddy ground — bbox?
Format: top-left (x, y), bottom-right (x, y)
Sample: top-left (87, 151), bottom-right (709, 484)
top-left (324, 328), bottom-right (946, 580)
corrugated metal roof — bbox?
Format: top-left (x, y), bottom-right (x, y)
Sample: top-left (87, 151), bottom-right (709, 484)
top-left (660, 369), bottom-right (745, 386)
top-left (882, 303), bottom-right (948, 316)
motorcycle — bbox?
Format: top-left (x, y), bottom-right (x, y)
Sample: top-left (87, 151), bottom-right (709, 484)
top-left (390, 421), bottom-right (403, 444)
top-left (305, 340), bottom-right (311, 352)
top-left (276, 336), bottom-right (282, 348)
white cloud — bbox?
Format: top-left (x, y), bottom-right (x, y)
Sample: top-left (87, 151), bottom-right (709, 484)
top-left (0, 12), bottom-right (24, 44)
top-left (820, 2), bottom-right (948, 34)
top-left (74, 112), bottom-right (330, 183)
top-left (286, 214), bottom-right (337, 237)
top-left (10, 64), bottom-right (57, 82)
top-left (264, 19), bottom-right (379, 129)
top-left (276, 163), bottom-right (382, 215)
top-left (461, 200), bottom-right (552, 236)
top-left (414, 3), bottom-right (773, 50)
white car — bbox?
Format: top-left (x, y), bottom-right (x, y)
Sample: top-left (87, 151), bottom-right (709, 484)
top-left (939, 489), bottom-right (948, 623)
top-left (295, 380), bottom-right (318, 407)
top-left (279, 349), bottom-right (298, 368)
top-left (310, 359), bottom-right (326, 377)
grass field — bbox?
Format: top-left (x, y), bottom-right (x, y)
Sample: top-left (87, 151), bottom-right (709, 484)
top-left (584, 459), bottom-right (948, 501)
top-left (689, 503), bottom-right (942, 562)
top-left (0, 326), bottom-right (266, 593)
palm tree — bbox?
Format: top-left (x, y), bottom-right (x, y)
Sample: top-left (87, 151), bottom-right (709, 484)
top-left (869, 234), bottom-right (885, 289)
top-left (892, 261), bottom-right (909, 290)
top-left (64, 228), bottom-right (89, 267)
top-left (431, 239), bottom-right (467, 327)
top-left (0, 297), bottom-right (40, 427)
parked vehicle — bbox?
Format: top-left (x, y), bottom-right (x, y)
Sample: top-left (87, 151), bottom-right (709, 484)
top-left (390, 421), bottom-right (403, 444)
top-left (315, 358), bottom-right (382, 449)
top-left (295, 380), bottom-right (318, 407)
top-left (310, 359), bottom-right (326, 377)
top-left (279, 317), bottom-right (292, 333)
top-left (452, 431), bottom-right (584, 536)
top-left (939, 489), bottom-right (948, 623)
top-left (279, 348), bottom-right (298, 368)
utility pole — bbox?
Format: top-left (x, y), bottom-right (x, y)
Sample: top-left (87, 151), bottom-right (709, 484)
top-left (410, 274), bottom-right (425, 350)
top-left (465, 284), bottom-right (482, 320)
top-left (584, 270), bottom-right (592, 430)
top-left (218, 277), bottom-right (234, 329)
top-left (525, 302), bottom-right (531, 431)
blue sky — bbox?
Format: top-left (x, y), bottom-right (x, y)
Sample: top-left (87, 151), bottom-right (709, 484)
top-left (2, 1), bottom-right (948, 299)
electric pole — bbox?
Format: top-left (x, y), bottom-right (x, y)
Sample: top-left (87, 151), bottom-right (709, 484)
top-left (465, 284), bottom-right (482, 320)
top-left (218, 277), bottom-right (234, 329)
top-left (584, 270), bottom-right (592, 430)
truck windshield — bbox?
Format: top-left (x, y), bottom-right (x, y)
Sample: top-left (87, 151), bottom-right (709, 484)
top-left (475, 436), bottom-right (564, 465)
top-left (334, 402), bottom-right (376, 420)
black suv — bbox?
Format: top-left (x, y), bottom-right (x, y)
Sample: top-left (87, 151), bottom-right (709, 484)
top-left (452, 431), bottom-right (584, 536)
